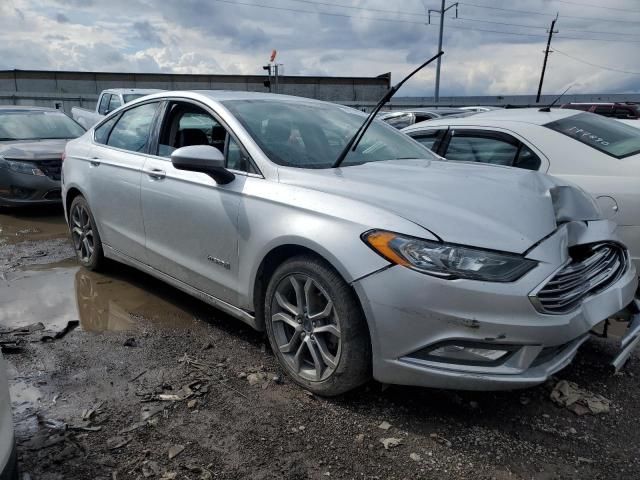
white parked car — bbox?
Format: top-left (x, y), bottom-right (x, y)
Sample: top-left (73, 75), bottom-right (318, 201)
top-left (0, 352), bottom-right (17, 479)
top-left (402, 108), bottom-right (640, 270)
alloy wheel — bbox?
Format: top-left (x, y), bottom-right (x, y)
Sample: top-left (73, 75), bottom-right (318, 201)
top-left (70, 203), bottom-right (95, 263)
top-left (270, 274), bottom-right (341, 382)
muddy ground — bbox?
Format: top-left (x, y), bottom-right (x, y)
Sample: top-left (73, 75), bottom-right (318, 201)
top-left (1, 206), bottom-right (639, 480)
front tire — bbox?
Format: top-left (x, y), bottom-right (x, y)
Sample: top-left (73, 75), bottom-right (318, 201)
top-left (264, 255), bottom-right (371, 396)
top-left (69, 195), bottom-right (104, 271)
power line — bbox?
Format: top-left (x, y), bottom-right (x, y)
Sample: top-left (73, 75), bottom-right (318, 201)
top-left (456, 15), bottom-right (640, 38)
top-left (459, 1), bottom-right (640, 25)
top-left (552, 0), bottom-right (640, 13)
top-left (209, 0), bottom-right (640, 43)
top-left (279, 0), bottom-right (424, 16)
top-left (553, 47), bottom-right (640, 75)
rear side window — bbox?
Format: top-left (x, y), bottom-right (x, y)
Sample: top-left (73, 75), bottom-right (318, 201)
top-left (545, 112), bottom-right (640, 159)
top-left (446, 134), bottom-right (518, 166)
top-left (94, 116), bottom-right (118, 144)
top-left (408, 130), bottom-right (446, 152)
top-left (107, 102), bottom-right (158, 152)
top-left (98, 94), bottom-right (111, 115)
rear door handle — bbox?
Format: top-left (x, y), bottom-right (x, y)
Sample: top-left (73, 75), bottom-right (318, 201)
top-left (90, 157), bottom-right (100, 167)
top-left (145, 168), bottom-right (166, 180)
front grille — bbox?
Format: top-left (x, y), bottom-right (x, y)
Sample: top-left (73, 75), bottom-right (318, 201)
top-left (532, 242), bottom-right (627, 314)
top-left (37, 159), bottom-right (62, 180)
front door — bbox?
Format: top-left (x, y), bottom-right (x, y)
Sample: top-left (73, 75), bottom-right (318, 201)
top-left (141, 100), bottom-right (254, 304)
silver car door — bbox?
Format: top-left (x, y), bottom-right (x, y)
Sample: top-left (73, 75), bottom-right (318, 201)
top-left (89, 101), bottom-right (161, 262)
top-left (141, 100), bottom-right (254, 305)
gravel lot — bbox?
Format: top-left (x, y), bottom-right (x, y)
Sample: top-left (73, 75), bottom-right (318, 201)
top-left (1, 207), bottom-right (639, 480)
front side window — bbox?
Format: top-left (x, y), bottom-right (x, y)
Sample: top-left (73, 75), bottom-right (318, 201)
top-left (157, 102), bottom-right (250, 171)
top-left (106, 102), bottom-right (158, 152)
top-left (223, 99), bottom-right (435, 169)
top-left (98, 94), bottom-right (111, 115)
top-left (445, 134), bottom-right (518, 166)
top-left (593, 105), bottom-right (613, 116)
top-left (0, 111), bottom-right (85, 141)
top-left (545, 112), bottom-right (640, 158)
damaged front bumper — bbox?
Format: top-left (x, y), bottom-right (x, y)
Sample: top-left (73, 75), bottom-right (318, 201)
top-left (354, 220), bottom-right (639, 391)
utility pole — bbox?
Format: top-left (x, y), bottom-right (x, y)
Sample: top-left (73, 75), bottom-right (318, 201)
top-left (536, 13), bottom-right (559, 103)
top-left (426, 0), bottom-right (457, 103)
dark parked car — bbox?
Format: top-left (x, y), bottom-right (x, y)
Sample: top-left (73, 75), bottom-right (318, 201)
top-left (0, 106), bottom-right (85, 206)
top-left (561, 102), bottom-right (640, 120)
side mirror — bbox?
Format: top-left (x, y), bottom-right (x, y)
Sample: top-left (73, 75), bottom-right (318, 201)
top-left (171, 145), bottom-right (235, 184)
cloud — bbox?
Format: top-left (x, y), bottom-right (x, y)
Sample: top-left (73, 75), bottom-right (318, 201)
top-left (0, 0), bottom-right (639, 96)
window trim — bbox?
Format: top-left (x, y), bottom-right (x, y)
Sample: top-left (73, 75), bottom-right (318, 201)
top-left (150, 97), bottom-right (263, 178)
top-left (407, 128), bottom-right (448, 155)
top-left (97, 94), bottom-right (111, 116)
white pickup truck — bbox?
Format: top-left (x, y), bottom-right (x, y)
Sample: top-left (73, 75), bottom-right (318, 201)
top-left (71, 88), bottom-right (163, 129)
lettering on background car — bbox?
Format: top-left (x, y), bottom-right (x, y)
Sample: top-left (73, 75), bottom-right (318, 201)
top-left (207, 255), bottom-right (231, 270)
top-left (566, 126), bottom-right (610, 145)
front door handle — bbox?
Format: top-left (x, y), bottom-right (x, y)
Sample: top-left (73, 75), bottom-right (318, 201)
top-left (145, 168), bottom-right (166, 180)
top-left (90, 157), bottom-right (100, 167)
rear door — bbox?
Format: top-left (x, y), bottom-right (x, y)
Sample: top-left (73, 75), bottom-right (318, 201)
top-left (88, 101), bottom-right (161, 261)
top-left (140, 99), bottom-right (257, 304)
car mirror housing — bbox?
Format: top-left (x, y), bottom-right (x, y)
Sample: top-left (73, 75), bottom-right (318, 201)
top-left (171, 145), bottom-right (235, 184)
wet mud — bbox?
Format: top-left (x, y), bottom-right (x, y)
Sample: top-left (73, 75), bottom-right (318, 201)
top-left (1, 208), bottom-right (640, 479)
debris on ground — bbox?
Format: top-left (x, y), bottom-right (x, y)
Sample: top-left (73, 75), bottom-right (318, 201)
top-left (378, 421), bottom-right (391, 430)
top-left (41, 320), bottom-right (79, 342)
top-left (429, 433), bottom-right (452, 448)
top-left (168, 444), bottom-right (185, 460)
top-left (410, 452), bottom-right (422, 461)
top-left (380, 437), bottom-right (402, 449)
top-left (550, 380), bottom-right (611, 415)
top-left (123, 337), bottom-right (138, 347)
top-left (106, 436), bottom-right (132, 450)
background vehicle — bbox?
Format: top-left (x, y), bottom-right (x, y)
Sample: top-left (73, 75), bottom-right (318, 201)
top-left (71, 88), bottom-right (163, 129)
top-left (0, 352), bottom-right (18, 480)
top-left (62, 91), bottom-right (637, 396)
top-left (377, 107), bottom-right (473, 129)
top-left (561, 102), bottom-right (640, 120)
top-left (402, 108), bottom-right (640, 270)
top-left (459, 106), bottom-right (503, 113)
top-left (0, 106), bottom-right (85, 207)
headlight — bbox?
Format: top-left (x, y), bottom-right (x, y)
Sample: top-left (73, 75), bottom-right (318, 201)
top-left (362, 230), bottom-right (537, 282)
top-left (0, 157), bottom-right (45, 176)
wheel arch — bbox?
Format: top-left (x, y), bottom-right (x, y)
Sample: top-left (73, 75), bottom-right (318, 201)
top-left (251, 242), bottom-right (366, 333)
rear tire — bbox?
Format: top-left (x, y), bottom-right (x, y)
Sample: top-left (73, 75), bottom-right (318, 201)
top-left (264, 255), bottom-right (371, 396)
top-left (69, 195), bottom-right (104, 271)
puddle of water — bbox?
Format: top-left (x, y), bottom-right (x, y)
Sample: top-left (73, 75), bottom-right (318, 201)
top-left (0, 265), bottom-right (202, 333)
top-left (0, 210), bottom-right (68, 245)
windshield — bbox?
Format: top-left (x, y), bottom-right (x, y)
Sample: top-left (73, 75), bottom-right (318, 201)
top-left (545, 112), bottom-right (640, 159)
top-left (222, 99), bottom-right (435, 168)
top-left (0, 111), bottom-right (85, 141)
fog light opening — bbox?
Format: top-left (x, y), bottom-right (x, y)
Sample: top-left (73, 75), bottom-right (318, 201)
top-left (408, 340), bottom-right (520, 366)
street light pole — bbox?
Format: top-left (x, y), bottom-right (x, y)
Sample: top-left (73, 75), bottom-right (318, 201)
top-left (426, 1), bottom-right (458, 104)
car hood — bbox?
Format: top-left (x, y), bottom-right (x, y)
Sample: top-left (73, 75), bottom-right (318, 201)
top-left (277, 159), bottom-right (601, 254)
top-left (0, 139), bottom-right (68, 161)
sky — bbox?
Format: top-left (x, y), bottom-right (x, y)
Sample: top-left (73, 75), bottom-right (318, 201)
top-left (1, 0), bottom-right (640, 97)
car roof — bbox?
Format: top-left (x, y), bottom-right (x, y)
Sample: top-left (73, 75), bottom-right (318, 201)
top-left (104, 88), bottom-right (165, 94)
top-left (405, 107), bottom-right (580, 129)
top-left (140, 90), bottom-right (334, 104)
top-left (0, 105), bottom-right (60, 112)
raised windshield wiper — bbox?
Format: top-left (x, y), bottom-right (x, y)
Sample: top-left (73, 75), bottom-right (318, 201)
top-left (332, 50), bottom-right (443, 169)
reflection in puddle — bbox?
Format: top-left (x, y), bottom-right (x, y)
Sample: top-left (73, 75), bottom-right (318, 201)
top-left (0, 265), bottom-right (202, 333)
top-left (0, 210), bottom-right (68, 245)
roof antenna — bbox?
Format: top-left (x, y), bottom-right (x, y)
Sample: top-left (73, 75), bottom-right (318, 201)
top-left (332, 51), bottom-right (444, 168)
top-left (539, 84), bottom-right (572, 112)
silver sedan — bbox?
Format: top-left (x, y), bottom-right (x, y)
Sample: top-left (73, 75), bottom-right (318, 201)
top-left (62, 91), bottom-right (639, 395)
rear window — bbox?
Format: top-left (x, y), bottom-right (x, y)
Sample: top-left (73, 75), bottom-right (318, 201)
top-left (545, 112), bottom-right (640, 159)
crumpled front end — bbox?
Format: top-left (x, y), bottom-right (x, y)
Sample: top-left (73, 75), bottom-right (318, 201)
top-left (353, 218), bottom-right (638, 390)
